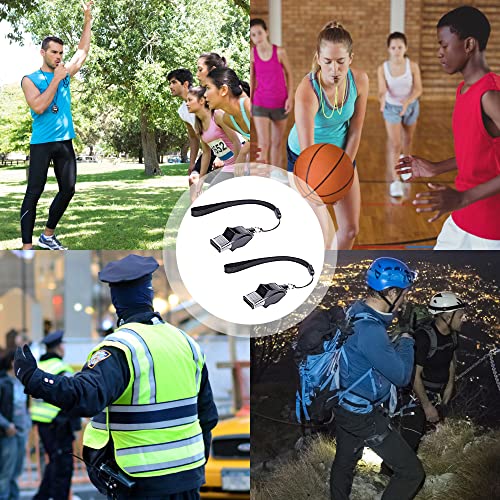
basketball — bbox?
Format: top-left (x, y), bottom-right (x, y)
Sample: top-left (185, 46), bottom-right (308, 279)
top-left (293, 143), bottom-right (354, 204)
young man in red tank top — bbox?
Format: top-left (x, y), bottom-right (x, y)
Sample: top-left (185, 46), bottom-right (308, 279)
top-left (396, 6), bottom-right (500, 249)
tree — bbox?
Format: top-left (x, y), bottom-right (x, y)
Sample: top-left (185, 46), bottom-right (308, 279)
top-left (0, 83), bottom-right (32, 154)
top-left (10, 0), bottom-right (249, 175)
top-left (0, 0), bottom-right (38, 27)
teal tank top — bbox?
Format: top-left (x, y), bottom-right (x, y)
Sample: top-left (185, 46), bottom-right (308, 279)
top-left (288, 69), bottom-right (357, 155)
top-left (23, 70), bottom-right (75, 145)
top-left (229, 97), bottom-right (250, 140)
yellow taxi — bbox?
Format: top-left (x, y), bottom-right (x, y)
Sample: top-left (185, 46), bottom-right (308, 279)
top-left (201, 406), bottom-right (250, 499)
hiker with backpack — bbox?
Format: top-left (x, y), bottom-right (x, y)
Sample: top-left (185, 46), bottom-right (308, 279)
top-left (399, 291), bottom-right (466, 452)
top-left (326, 257), bottom-right (425, 500)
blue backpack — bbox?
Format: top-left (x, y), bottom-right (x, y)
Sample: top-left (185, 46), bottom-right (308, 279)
top-left (294, 306), bottom-right (395, 424)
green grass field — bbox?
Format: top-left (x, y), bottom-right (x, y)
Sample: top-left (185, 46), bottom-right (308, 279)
top-left (0, 161), bottom-right (189, 250)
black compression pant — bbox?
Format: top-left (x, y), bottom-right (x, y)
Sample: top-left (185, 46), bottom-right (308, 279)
top-left (20, 140), bottom-right (76, 244)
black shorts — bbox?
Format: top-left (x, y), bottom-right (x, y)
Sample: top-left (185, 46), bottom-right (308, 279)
top-left (192, 150), bottom-right (216, 174)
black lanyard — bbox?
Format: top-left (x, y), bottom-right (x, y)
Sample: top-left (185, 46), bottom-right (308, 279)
top-left (39, 69), bottom-right (59, 114)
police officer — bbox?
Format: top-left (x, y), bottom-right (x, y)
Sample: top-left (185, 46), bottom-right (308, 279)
top-left (31, 330), bottom-right (78, 500)
top-left (330, 257), bottom-right (425, 500)
top-left (400, 291), bottom-right (466, 452)
top-left (14, 254), bottom-right (219, 499)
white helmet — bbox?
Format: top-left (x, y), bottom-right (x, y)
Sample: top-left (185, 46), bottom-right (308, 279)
top-left (428, 291), bottom-right (466, 315)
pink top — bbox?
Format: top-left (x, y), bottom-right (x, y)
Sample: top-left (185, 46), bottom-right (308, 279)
top-left (451, 72), bottom-right (500, 239)
top-left (252, 44), bottom-right (288, 109)
top-left (202, 113), bottom-right (237, 173)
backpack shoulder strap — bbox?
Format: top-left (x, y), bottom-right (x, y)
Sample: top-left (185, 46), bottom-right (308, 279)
top-left (451, 331), bottom-right (458, 350)
top-left (423, 323), bottom-right (437, 359)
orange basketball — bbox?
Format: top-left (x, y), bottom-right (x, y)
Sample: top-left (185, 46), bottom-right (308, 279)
top-left (293, 143), bottom-right (354, 204)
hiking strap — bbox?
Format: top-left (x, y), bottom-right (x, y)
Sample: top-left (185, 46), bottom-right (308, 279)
top-left (424, 324), bottom-right (458, 359)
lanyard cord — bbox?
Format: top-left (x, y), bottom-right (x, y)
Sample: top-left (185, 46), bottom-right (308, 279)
top-left (224, 256), bottom-right (315, 289)
top-left (318, 70), bottom-right (348, 119)
top-left (39, 69), bottom-right (58, 110)
top-left (191, 199), bottom-right (282, 232)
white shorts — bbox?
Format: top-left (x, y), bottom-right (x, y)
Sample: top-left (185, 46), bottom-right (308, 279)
top-left (434, 216), bottom-right (500, 250)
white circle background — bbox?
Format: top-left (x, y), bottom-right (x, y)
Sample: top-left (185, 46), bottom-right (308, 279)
top-left (163, 165), bottom-right (338, 337)
top-left (176, 176), bottom-right (324, 325)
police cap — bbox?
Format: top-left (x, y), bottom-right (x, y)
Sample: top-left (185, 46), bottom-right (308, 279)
top-left (98, 255), bottom-right (159, 288)
top-left (42, 329), bottom-right (64, 349)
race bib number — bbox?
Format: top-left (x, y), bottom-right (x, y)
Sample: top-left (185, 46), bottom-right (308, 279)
top-left (208, 139), bottom-right (234, 162)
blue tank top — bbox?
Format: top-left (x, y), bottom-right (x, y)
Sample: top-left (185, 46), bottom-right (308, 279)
top-left (23, 70), bottom-right (75, 145)
top-left (288, 69), bottom-right (357, 155)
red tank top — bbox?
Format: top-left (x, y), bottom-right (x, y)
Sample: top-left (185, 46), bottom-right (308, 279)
top-left (451, 72), bottom-right (500, 239)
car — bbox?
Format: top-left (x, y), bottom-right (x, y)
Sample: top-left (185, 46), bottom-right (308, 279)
top-left (167, 156), bottom-right (182, 163)
top-left (201, 406), bottom-right (250, 499)
top-left (77, 155), bottom-right (98, 163)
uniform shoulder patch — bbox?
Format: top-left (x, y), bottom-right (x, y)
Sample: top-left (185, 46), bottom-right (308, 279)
top-left (88, 349), bottom-right (112, 369)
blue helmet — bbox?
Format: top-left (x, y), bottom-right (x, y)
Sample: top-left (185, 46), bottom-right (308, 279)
top-left (366, 257), bottom-right (416, 291)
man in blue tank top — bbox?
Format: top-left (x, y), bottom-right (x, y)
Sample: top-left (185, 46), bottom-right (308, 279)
top-left (20, 1), bottom-right (93, 250)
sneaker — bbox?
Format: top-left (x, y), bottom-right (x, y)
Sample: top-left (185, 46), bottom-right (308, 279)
top-left (38, 233), bottom-right (67, 250)
top-left (389, 180), bottom-right (404, 197)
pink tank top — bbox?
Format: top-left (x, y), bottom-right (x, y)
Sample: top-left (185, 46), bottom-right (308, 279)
top-left (252, 45), bottom-right (288, 109)
top-left (202, 113), bottom-right (237, 172)
top-left (451, 72), bottom-right (500, 239)
top-left (384, 58), bottom-right (413, 105)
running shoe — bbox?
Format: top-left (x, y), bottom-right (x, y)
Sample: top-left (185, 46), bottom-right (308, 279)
top-left (38, 233), bottom-right (67, 250)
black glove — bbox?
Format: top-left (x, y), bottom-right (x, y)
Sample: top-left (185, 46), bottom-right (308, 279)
top-left (14, 344), bottom-right (37, 386)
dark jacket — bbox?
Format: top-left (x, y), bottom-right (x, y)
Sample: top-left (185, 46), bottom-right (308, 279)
top-left (0, 369), bottom-right (14, 436)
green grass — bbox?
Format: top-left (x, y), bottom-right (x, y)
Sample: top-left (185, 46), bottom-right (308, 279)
top-left (0, 162), bottom-right (29, 171)
top-left (0, 162), bottom-right (189, 250)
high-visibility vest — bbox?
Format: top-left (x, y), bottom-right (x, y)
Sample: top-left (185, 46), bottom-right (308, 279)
top-left (30, 358), bottom-right (74, 423)
top-left (83, 321), bottom-right (206, 478)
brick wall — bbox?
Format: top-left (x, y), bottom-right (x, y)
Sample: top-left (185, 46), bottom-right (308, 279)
top-left (251, 0), bottom-right (269, 27)
top-left (419, 0), bottom-right (500, 96)
top-left (251, 0), bottom-right (499, 98)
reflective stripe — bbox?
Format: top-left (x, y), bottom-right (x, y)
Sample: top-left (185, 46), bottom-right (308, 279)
top-left (119, 328), bottom-right (156, 403)
top-left (108, 404), bottom-right (196, 424)
top-left (178, 329), bottom-right (200, 387)
top-left (116, 433), bottom-right (203, 456)
top-left (106, 334), bottom-right (141, 404)
top-left (109, 396), bottom-right (197, 413)
top-left (123, 451), bottom-right (205, 474)
top-left (91, 415), bottom-right (197, 431)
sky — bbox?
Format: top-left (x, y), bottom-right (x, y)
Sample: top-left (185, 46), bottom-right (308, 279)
top-left (0, 21), bottom-right (40, 85)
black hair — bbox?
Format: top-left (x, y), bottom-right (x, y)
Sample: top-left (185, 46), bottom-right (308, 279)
top-left (167, 68), bottom-right (194, 86)
top-left (250, 18), bottom-right (267, 31)
top-left (41, 36), bottom-right (64, 50)
top-left (198, 53), bottom-right (227, 71)
top-left (366, 286), bottom-right (397, 300)
top-left (187, 86), bottom-right (212, 135)
top-left (206, 67), bottom-right (250, 98)
top-left (0, 350), bottom-right (15, 372)
top-left (387, 31), bottom-right (407, 47)
top-left (437, 6), bottom-right (490, 51)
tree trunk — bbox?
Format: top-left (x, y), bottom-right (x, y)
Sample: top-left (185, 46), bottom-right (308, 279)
top-left (138, 147), bottom-right (143, 164)
top-left (180, 141), bottom-right (189, 163)
top-left (89, 145), bottom-right (94, 156)
top-left (140, 109), bottom-right (161, 176)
